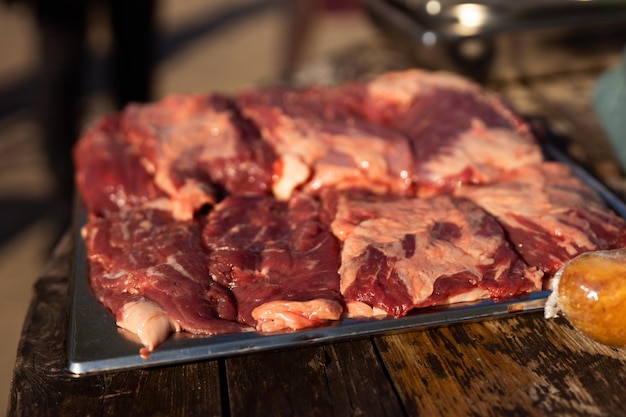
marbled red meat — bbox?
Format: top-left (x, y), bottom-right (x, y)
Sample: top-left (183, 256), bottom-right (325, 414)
top-left (456, 162), bottom-right (626, 277)
top-left (73, 115), bottom-right (168, 215)
top-left (237, 86), bottom-right (414, 200)
top-left (360, 69), bottom-right (529, 133)
top-left (328, 193), bottom-right (543, 318)
top-left (120, 94), bottom-right (274, 220)
top-left (83, 208), bottom-right (249, 354)
top-left (202, 193), bottom-right (344, 332)
top-left (359, 69), bottom-right (542, 195)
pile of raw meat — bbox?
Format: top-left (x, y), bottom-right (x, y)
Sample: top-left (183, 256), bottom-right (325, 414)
top-left (74, 69), bottom-right (626, 357)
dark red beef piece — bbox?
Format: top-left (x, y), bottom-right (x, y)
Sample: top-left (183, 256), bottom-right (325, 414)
top-left (119, 93), bottom-right (274, 220)
top-left (83, 208), bottom-right (247, 335)
top-left (73, 115), bottom-right (167, 216)
top-left (329, 193), bottom-right (543, 318)
top-left (456, 162), bottom-right (626, 277)
top-left (203, 193), bottom-right (344, 330)
top-left (236, 85), bottom-right (415, 200)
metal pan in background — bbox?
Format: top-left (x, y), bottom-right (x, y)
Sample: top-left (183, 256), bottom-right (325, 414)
top-left (362, 0), bottom-right (626, 80)
top-left (366, 0), bottom-right (626, 41)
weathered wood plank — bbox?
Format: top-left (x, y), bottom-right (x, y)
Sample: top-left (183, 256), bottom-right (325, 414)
top-left (98, 362), bottom-right (224, 417)
top-left (8, 234), bottom-right (106, 417)
top-left (375, 313), bottom-right (626, 417)
top-left (225, 339), bottom-right (405, 417)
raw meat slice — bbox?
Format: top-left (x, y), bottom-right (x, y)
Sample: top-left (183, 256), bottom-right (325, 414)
top-left (73, 115), bottom-right (169, 215)
top-left (401, 90), bottom-right (542, 195)
top-left (83, 207), bottom-right (249, 355)
top-left (329, 193), bottom-right (543, 318)
top-left (237, 86), bottom-right (414, 200)
top-left (120, 94), bottom-right (274, 220)
top-left (408, 117), bottom-right (543, 196)
top-left (360, 69), bottom-right (542, 195)
top-left (202, 193), bottom-right (344, 332)
top-left (361, 69), bottom-right (529, 135)
top-left (456, 162), bottom-right (626, 277)
top-left (360, 69), bottom-right (476, 124)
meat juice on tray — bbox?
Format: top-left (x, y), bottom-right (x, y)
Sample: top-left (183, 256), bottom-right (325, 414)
top-left (73, 69), bottom-right (626, 356)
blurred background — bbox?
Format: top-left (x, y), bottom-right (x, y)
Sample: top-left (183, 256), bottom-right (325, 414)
top-left (2, 0), bottom-right (626, 413)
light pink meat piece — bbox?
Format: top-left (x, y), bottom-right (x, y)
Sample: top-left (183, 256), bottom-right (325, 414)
top-left (252, 300), bottom-right (344, 333)
top-left (203, 193), bottom-right (344, 331)
top-left (83, 208), bottom-right (250, 354)
top-left (455, 162), bottom-right (626, 277)
top-left (120, 94), bottom-right (274, 220)
top-left (237, 86), bottom-right (414, 200)
top-left (329, 193), bottom-right (543, 318)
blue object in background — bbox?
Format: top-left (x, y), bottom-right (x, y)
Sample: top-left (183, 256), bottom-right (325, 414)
top-left (593, 46), bottom-right (626, 173)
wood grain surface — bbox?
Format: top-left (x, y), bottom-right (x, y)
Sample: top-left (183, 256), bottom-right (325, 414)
top-left (376, 318), bottom-right (626, 417)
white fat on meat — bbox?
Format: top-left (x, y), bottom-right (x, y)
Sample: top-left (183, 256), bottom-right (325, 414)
top-left (156, 176), bottom-right (215, 221)
top-left (345, 301), bottom-right (389, 318)
top-left (262, 116), bottom-right (325, 200)
top-left (273, 153), bottom-right (311, 201)
top-left (117, 299), bottom-right (181, 354)
top-left (251, 299), bottom-right (343, 333)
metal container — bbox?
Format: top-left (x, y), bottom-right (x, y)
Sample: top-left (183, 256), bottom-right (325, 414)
top-left (363, 0), bottom-right (626, 80)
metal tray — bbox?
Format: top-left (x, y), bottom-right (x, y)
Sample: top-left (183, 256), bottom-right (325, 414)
top-left (363, 0), bottom-right (626, 81)
top-left (66, 142), bottom-right (626, 375)
top-left (364, 0), bottom-right (626, 42)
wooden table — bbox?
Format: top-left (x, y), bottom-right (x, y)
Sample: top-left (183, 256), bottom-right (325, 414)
top-left (8, 33), bottom-right (626, 417)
